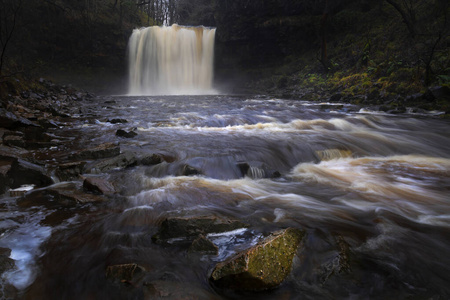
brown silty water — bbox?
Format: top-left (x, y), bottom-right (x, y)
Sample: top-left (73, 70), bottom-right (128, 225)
top-left (1, 95), bottom-right (450, 299)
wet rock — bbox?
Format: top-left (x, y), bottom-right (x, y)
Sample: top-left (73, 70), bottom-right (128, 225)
top-left (181, 164), bottom-right (201, 176)
top-left (8, 158), bottom-right (53, 188)
top-left (106, 263), bottom-right (146, 283)
top-left (108, 118), bottom-right (128, 124)
top-left (152, 216), bottom-right (248, 244)
top-left (83, 177), bottom-right (116, 195)
top-left (0, 247), bottom-right (14, 273)
top-left (139, 153), bottom-right (163, 166)
top-left (144, 280), bottom-right (220, 299)
top-left (47, 183), bottom-right (106, 204)
top-left (3, 134), bottom-right (25, 148)
top-left (69, 142), bottom-right (120, 160)
top-left (189, 235), bottom-right (219, 255)
top-left (319, 236), bottom-right (351, 284)
top-left (429, 85), bottom-right (450, 100)
top-left (0, 108), bottom-right (40, 130)
top-left (116, 129), bottom-right (137, 138)
top-left (0, 159), bottom-right (13, 193)
top-left (84, 151), bottom-right (137, 173)
top-left (210, 227), bottom-right (305, 291)
top-left (56, 161), bottom-right (87, 181)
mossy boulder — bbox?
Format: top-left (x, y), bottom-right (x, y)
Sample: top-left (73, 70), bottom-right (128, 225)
top-left (210, 227), bottom-right (305, 291)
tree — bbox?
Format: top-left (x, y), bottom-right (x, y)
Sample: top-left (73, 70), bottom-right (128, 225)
top-left (385, 0), bottom-right (416, 38)
top-left (0, 0), bottom-right (22, 77)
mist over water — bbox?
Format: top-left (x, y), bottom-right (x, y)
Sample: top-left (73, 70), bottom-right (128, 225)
top-left (2, 95), bottom-right (450, 299)
top-left (127, 25), bottom-right (216, 95)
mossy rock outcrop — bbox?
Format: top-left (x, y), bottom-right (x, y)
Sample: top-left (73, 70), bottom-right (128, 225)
top-left (210, 227), bottom-right (305, 291)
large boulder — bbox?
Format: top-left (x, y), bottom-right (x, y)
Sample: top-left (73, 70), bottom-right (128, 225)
top-left (210, 228), bottom-right (305, 291)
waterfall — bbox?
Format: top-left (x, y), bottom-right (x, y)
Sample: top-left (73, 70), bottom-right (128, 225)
top-left (127, 24), bottom-right (216, 95)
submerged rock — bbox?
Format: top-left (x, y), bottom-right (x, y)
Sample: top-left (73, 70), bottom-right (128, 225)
top-left (144, 280), bottom-right (221, 299)
top-left (180, 164), bottom-right (201, 176)
top-left (210, 227), bottom-right (305, 291)
top-left (188, 235), bottom-right (219, 255)
top-left (116, 129), bottom-right (137, 138)
top-left (152, 216), bottom-right (248, 244)
top-left (106, 263), bottom-right (146, 283)
top-left (83, 177), bottom-right (116, 195)
top-left (108, 118), bottom-right (128, 124)
top-left (315, 149), bottom-right (352, 161)
top-left (237, 161), bottom-right (281, 179)
top-left (139, 153), bottom-right (163, 166)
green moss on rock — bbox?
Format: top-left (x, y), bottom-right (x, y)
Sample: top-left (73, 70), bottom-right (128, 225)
top-left (210, 227), bottom-right (305, 291)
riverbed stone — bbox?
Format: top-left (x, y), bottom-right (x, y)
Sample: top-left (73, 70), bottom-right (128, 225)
top-left (3, 134), bottom-right (25, 148)
top-left (237, 161), bottom-right (281, 179)
top-left (84, 151), bottom-right (137, 173)
top-left (106, 263), bottom-right (146, 283)
top-left (46, 183), bottom-right (106, 204)
top-left (83, 177), bottom-right (116, 195)
top-left (139, 153), bottom-right (163, 166)
top-left (108, 118), bottom-right (128, 124)
top-left (0, 247), bottom-right (14, 273)
top-left (188, 235), bottom-right (219, 255)
top-left (56, 161), bottom-right (87, 181)
top-left (319, 235), bottom-right (351, 284)
top-left (210, 227), bottom-right (305, 291)
top-left (0, 108), bottom-right (40, 130)
top-left (69, 142), bottom-right (120, 160)
top-left (8, 158), bottom-right (53, 188)
top-left (152, 216), bottom-right (248, 244)
top-left (116, 129), bottom-right (137, 138)
top-left (144, 280), bottom-right (221, 299)
top-left (181, 164), bottom-right (201, 176)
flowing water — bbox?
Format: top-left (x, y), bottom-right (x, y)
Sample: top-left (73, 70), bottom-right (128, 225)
top-left (1, 95), bottom-right (450, 299)
top-left (128, 25), bottom-right (216, 96)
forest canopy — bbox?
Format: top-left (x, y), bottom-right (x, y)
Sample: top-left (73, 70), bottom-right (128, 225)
top-left (0, 0), bottom-right (449, 99)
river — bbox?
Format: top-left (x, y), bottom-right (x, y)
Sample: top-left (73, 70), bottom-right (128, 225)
top-left (1, 95), bottom-right (450, 299)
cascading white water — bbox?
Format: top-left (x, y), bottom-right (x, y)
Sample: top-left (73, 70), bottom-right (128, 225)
top-left (127, 24), bottom-right (216, 95)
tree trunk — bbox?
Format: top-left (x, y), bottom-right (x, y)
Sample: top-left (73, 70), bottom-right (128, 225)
top-left (385, 0), bottom-right (416, 38)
